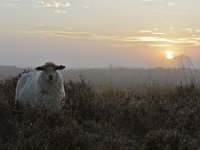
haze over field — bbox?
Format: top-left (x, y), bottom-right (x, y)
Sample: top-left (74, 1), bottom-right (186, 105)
top-left (0, 0), bottom-right (200, 68)
top-left (1, 2), bottom-right (200, 148)
top-left (1, 66), bottom-right (200, 90)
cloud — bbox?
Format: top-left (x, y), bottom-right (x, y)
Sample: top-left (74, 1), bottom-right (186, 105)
top-left (36, 24), bottom-right (73, 30)
top-left (16, 30), bottom-right (120, 41)
top-left (139, 30), bottom-right (166, 35)
top-left (33, 0), bottom-right (70, 14)
top-left (36, 24), bottom-right (45, 27)
top-left (34, 0), bottom-right (70, 8)
top-left (83, 5), bottom-right (90, 9)
top-left (123, 36), bottom-right (200, 46)
top-left (141, 0), bottom-right (157, 2)
top-left (149, 44), bottom-right (171, 47)
top-left (122, 36), bottom-right (174, 43)
top-left (176, 37), bottom-right (200, 46)
top-left (139, 30), bottom-right (153, 33)
top-left (3, 0), bottom-right (21, 8)
top-left (185, 28), bottom-right (193, 33)
top-left (168, 2), bottom-right (174, 6)
top-left (137, 27), bottom-right (200, 46)
top-left (152, 32), bottom-right (166, 35)
top-left (2, 0), bottom-right (71, 12)
top-left (196, 29), bottom-right (200, 33)
top-left (53, 9), bottom-right (67, 14)
top-left (16, 29), bottom-right (200, 47)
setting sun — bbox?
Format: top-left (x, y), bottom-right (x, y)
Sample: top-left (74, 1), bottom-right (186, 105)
top-left (165, 51), bottom-right (175, 60)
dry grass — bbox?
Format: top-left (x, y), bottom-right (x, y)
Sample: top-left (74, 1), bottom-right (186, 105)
top-left (0, 75), bottom-right (200, 150)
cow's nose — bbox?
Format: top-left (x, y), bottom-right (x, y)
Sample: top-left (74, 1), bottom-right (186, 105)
top-left (48, 74), bottom-right (53, 80)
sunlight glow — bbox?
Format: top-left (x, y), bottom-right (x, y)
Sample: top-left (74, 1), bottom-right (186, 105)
top-left (165, 50), bottom-right (175, 60)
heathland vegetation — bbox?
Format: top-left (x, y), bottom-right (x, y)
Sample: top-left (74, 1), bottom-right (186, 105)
top-left (0, 67), bottom-right (200, 149)
top-left (1, 66), bottom-right (200, 89)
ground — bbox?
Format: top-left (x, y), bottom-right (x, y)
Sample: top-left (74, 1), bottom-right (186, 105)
top-left (0, 75), bottom-right (200, 150)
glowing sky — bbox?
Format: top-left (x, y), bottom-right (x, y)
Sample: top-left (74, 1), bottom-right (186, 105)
top-left (0, 0), bottom-right (200, 68)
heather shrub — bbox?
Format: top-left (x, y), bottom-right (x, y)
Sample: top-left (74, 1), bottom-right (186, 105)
top-left (0, 74), bottom-right (200, 149)
top-left (142, 129), bottom-right (198, 150)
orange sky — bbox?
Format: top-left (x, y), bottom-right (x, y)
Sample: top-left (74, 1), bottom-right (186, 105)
top-left (0, 0), bottom-right (200, 68)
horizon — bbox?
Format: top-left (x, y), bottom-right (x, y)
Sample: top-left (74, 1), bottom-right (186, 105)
top-left (1, 0), bottom-right (200, 68)
top-left (1, 64), bottom-right (200, 70)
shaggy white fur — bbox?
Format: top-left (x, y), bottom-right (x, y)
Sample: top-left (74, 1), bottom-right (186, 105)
top-left (15, 62), bottom-right (65, 111)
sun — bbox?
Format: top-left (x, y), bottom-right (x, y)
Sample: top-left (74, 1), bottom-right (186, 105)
top-left (165, 50), bottom-right (175, 60)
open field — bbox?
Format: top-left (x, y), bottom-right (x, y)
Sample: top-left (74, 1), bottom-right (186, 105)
top-left (1, 66), bottom-right (200, 89)
top-left (1, 0), bottom-right (200, 149)
top-left (0, 72), bottom-right (200, 150)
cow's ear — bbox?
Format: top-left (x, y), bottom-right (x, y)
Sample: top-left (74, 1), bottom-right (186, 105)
top-left (56, 65), bottom-right (66, 70)
top-left (35, 66), bottom-right (45, 71)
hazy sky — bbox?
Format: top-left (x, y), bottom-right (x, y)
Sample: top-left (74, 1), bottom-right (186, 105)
top-left (0, 0), bottom-right (200, 68)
